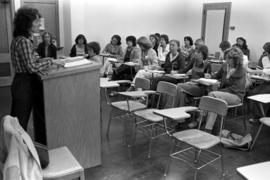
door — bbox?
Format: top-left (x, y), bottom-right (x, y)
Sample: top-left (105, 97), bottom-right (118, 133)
top-left (0, 1), bottom-right (13, 87)
top-left (22, 0), bottom-right (60, 47)
top-left (201, 2), bottom-right (231, 57)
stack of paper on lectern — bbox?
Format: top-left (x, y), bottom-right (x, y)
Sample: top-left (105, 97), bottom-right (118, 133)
top-left (64, 58), bottom-right (92, 68)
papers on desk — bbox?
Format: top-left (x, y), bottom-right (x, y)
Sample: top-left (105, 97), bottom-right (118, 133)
top-left (107, 58), bottom-right (118, 62)
top-left (250, 74), bottom-right (270, 81)
top-left (124, 62), bottom-right (137, 66)
top-left (209, 59), bottom-right (225, 64)
top-left (146, 69), bottom-right (165, 74)
top-left (247, 94), bottom-right (270, 104)
top-left (171, 73), bottom-right (187, 78)
top-left (193, 78), bottom-right (219, 86)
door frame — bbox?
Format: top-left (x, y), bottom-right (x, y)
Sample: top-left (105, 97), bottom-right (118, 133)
top-left (0, 0), bottom-right (15, 87)
top-left (201, 2), bottom-right (232, 42)
top-left (21, 0), bottom-right (60, 46)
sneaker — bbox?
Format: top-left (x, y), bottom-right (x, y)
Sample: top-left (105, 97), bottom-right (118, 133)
top-left (188, 121), bottom-right (198, 129)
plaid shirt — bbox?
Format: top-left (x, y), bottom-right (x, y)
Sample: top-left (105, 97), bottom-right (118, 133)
top-left (10, 36), bottom-right (51, 75)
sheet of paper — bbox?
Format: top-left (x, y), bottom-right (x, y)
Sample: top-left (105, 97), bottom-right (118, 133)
top-left (64, 59), bottom-right (92, 68)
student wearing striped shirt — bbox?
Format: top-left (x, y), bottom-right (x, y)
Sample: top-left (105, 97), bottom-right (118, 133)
top-left (10, 7), bottom-right (52, 145)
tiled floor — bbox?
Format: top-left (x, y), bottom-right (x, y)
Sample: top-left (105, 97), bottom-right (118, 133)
top-left (1, 86), bottom-right (270, 180)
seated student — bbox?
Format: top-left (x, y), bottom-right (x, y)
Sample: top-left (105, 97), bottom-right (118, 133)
top-left (247, 43), bottom-right (270, 122)
top-left (100, 35), bottom-right (124, 76)
top-left (36, 32), bottom-right (57, 59)
top-left (233, 37), bottom-right (250, 59)
top-left (182, 38), bottom-right (205, 73)
top-left (149, 34), bottom-right (159, 54)
top-left (232, 43), bottom-right (260, 89)
top-left (151, 40), bottom-right (185, 90)
top-left (181, 36), bottom-right (194, 59)
top-left (219, 40), bottom-right (231, 59)
top-left (70, 34), bottom-right (88, 57)
top-left (102, 34), bottom-right (124, 58)
top-left (260, 42), bottom-right (270, 69)
top-left (157, 34), bottom-right (170, 64)
top-left (258, 42), bottom-right (270, 68)
top-left (205, 47), bottom-right (247, 130)
top-left (176, 44), bottom-right (211, 107)
top-left (87, 41), bottom-right (101, 64)
top-left (111, 36), bottom-right (141, 80)
top-left (131, 36), bottom-right (158, 84)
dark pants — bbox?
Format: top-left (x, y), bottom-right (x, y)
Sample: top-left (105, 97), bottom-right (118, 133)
top-left (111, 64), bottom-right (136, 81)
top-left (11, 73), bottom-right (47, 145)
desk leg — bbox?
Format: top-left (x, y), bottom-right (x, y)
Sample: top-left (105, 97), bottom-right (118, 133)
top-left (250, 103), bottom-right (265, 150)
top-left (100, 88), bottom-right (103, 129)
top-left (102, 57), bottom-right (105, 65)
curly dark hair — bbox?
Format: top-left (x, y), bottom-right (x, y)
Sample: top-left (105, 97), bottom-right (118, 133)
top-left (160, 34), bottom-right (169, 44)
top-left (184, 36), bottom-right (193, 46)
top-left (111, 35), bottom-right (121, 45)
top-left (75, 34), bottom-right (87, 45)
top-left (154, 33), bottom-right (160, 39)
top-left (126, 36), bottom-right (137, 46)
top-left (219, 41), bottom-right (231, 52)
top-left (236, 37), bottom-right (248, 50)
top-left (87, 41), bottom-right (101, 55)
top-left (13, 6), bottom-right (41, 38)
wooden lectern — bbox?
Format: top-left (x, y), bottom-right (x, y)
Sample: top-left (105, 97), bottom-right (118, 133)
top-left (41, 63), bottom-right (101, 169)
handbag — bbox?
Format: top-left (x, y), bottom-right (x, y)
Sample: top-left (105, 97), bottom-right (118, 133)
top-left (34, 142), bottom-right (49, 169)
top-left (220, 129), bottom-right (252, 151)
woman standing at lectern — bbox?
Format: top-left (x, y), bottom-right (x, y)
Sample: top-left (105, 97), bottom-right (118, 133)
top-left (10, 6), bottom-right (52, 145)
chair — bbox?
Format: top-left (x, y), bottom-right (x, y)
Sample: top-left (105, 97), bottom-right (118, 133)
top-left (227, 98), bottom-right (247, 134)
top-left (163, 96), bottom-right (228, 180)
top-left (43, 146), bottom-right (85, 180)
top-left (247, 94), bottom-right (270, 150)
top-left (100, 78), bottom-right (120, 124)
top-left (132, 81), bottom-right (178, 158)
top-left (249, 117), bottom-right (270, 150)
top-left (106, 77), bottom-right (151, 137)
top-left (1, 115), bottom-right (84, 180)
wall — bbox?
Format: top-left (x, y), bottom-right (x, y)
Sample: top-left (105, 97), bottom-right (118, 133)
top-left (58, 0), bottom-right (72, 55)
top-left (65, 0), bottom-right (269, 61)
top-left (82, 0), bottom-right (200, 51)
top-left (228, 0), bottom-right (270, 60)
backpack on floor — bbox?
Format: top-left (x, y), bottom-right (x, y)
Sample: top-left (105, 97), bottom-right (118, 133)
top-left (220, 129), bottom-right (252, 151)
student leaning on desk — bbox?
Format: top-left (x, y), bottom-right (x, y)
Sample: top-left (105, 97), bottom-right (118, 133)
top-left (203, 47), bottom-right (247, 130)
